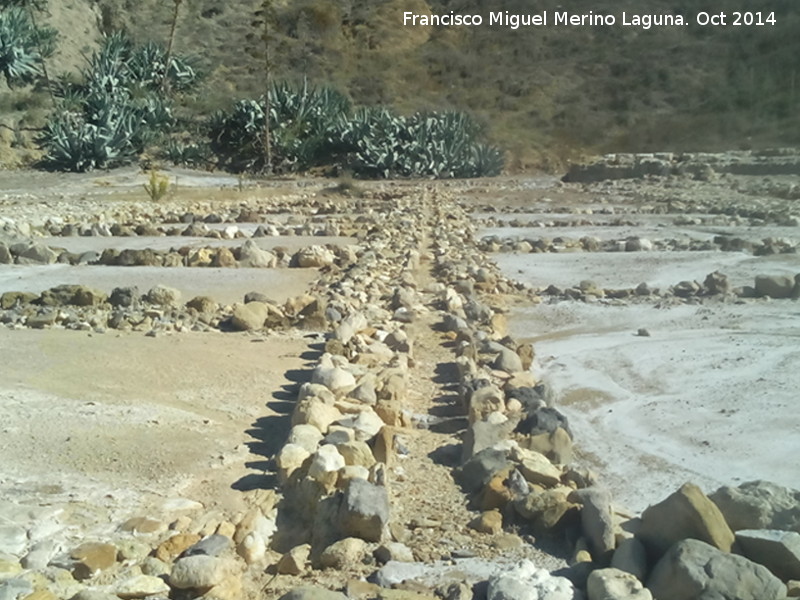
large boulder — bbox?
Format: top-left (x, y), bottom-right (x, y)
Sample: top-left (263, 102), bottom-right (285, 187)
top-left (569, 488), bottom-right (616, 563)
top-left (319, 537), bottom-right (368, 570)
top-left (487, 559), bottom-right (579, 600)
top-left (277, 586), bottom-right (347, 600)
top-left (312, 365), bottom-right (356, 396)
top-left (468, 384), bottom-right (505, 424)
top-left (709, 480), bottom-right (800, 532)
top-left (611, 538), bottom-right (648, 582)
top-left (276, 544), bottom-right (311, 575)
top-left (276, 444), bottom-right (311, 484)
top-left (0, 241), bottom-right (11, 264)
top-left (493, 347), bottom-right (524, 373)
top-left (456, 448), bottom-right (512, 494)
top-left (287, 424), bottom-right (324, 454)
top-left (38, 284), bottom-right (106, 306)
top-left (109, 286), bottom-right (139, 307)
top-left (294, 245), bottom-right (335, 268)
top-left (292, 398), bottom-right (342, 433)
top-left (307, 445), bottom-right (345, 490)
top-left (754, 274), bottom-right (795, 298)
top-left (514, 489), bottom-right (579, 534)
top-left (230, 301), bottom-right (268, 331)
top-left (462, 414), bottom-right (516, 461)
top-left (237, 240), bottom-right (277, 268)
top-left (637, 483), bottom-right (734, 561)
top-left (336, 409), bottom-right (385, 442)
top-left (516, 406), bottom-right (572, 438)
top-left (211, 246), bottom-right (237, 268)
top-left (587, 568), bottom-right (651, 600)
top-left (169, 555), bottom-right (230, 591)
top-left (338, 479), bottom-right (389, 542)
top-left (145, 285), bottom-right (181, 307)
top-left (0, 291), bottom-right (37, 309)
top-left (115, 574), bottom-right (171, 599)
top-left (646, 539), bottom-right (786, 600)
top-left (70, 542), bottom-right (117, 580)
top-left (15, 242), bottom-right (58, 264)
top-left (736, 529), bottom-right (800, 581)
top-left (513, 447), bottom-right (562, 487)
top-left (704, 271), bottom-right (730, 295)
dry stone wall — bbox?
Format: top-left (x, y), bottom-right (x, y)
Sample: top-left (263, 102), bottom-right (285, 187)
top-left (0, 179), bottom-right (798, 599)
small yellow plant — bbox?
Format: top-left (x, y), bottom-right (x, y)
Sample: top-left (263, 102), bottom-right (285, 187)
top-left (143, 170), bottom-right (170, 201)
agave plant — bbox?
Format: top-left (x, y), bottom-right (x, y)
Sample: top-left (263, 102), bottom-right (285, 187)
top-left (208, 82), bottom-right (350, 172)
top-left (204, 81), bottom-right (503, 178)
top-left (39, 32), bottom-right (198, 172)
top-left (82, 31), bottom-right (130, 95)
top-left (207, 98), bottom-right (267, 172)
top-left (161, 139), bottom-right (211, 167)
top-left (126, 40), bottom-right (199, 92)
top-left (40, 109), bottom-right (138, 172)
top-left (269, 81), bottom-right (350, 167)
top-left (0, 7), bottom-right (56, 87)
top-left (331, 108), bottom-right (503, 179)
top-left (1, 0), bottom-right (49, 8)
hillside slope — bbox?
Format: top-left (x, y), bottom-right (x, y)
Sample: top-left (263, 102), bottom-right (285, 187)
top-left (3, 0), bottom-right (800, 170)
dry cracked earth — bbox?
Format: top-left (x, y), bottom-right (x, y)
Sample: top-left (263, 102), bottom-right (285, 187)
top-left (0, 151), bottom-right (799, 600)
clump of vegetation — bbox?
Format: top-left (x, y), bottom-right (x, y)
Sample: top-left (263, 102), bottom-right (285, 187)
top-left (206, 83), bottom-right (504, 178)
top-left (1, 0), bottom-right (48, 8)
top-left (161, 139), bottom-right (211, 168)
top-left (0, 6), bottom-right (56, 87)
top-left (208, 81), bottom-right (351, 173)
top-left (143, 169), bottom-right (170, 201)
top-left (334, 108), bottom-right (503, 178)
top-left (38, 32), bottom-right (199, 172)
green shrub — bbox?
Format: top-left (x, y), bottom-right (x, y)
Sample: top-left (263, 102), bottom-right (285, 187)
top-left (161, 139), bottom-right (211, 168)
top-left (269, 81), bottom-right (350, 169)
top-left (0, 7), bottom-right (56, 87)
top-left (207, 82), bottom-right (503, 178)
top-left (0, 0), bottom-right (48, 8)
top-left (207, 98), bottom-right (266, 172)
top-left (207, 82), bottom-right (350, 173)
top-left (39, 32), bottom-right (196, 172)
top-left (39, 109), bottom-right (138, 172)
top-left (143, 169), bottom-right (170, 201)
top-left (80, 32), bottom-right (199, 94)
top-left (334, 108), bottom-right (503, 178)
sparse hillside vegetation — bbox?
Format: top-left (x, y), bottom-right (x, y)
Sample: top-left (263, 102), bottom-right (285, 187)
top-left (2, 0), bottom-right (799, 171)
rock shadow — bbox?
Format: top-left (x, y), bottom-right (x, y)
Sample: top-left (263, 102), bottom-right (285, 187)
top-left (427, 443), bottom-right (462, 468)
top-left (433, 360), bottom-right (459, 388)
top-left (231, 362), bottom-right (313, 492)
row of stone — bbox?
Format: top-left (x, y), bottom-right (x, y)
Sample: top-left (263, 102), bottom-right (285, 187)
top-left (475, 215), bottom-right (761, 228)
top-left (0, 239), bottom-right (347, 269)
top-left (264, 188), bottom-right (435, 591)
top-left (0, 283), bottom-right (326, 333)
top-left (432, 194), bottom-right (800, 599)
top-left (41, 219), bottom-right (348, 240)
top-left (428, 192), bottom-right (598, 598)
top-left (0, 190), bottom-right (358, 239)
top-left (562, 149), bottom-right (800, 183)
top-left (480, 234), bottom-right (798, 256)
top-left (536, 272), bottom-right (800, 303)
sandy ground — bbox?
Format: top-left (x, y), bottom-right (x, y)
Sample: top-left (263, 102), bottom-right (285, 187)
top-left (0, 327), bottom-right (311, 547)
top-left (479, 222), bottom-right (800, 245)
top-left (493, 250), bottom-right (799, 290)
top-left (499, 262), bottom-right (800, 513)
